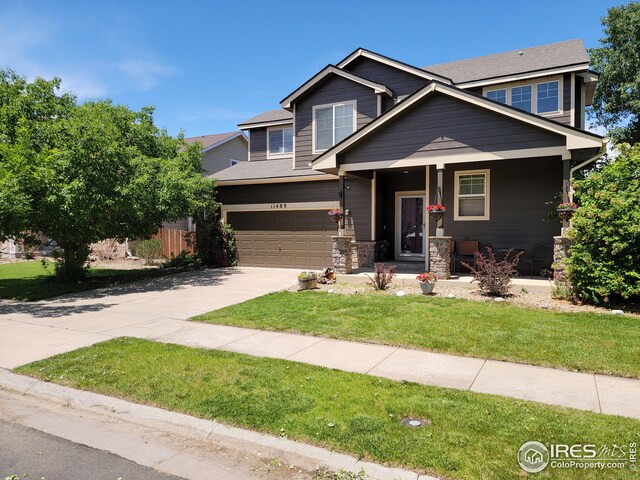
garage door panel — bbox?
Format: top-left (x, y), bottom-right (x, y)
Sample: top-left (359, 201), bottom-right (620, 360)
top-left (227, 210), bottom-right (334, 269)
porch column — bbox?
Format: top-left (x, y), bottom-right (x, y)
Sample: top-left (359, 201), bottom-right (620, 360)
top-left (561, 158), bottom-right (571, 236)
top-left (436, 166), bottom-right (445, 237)
top-left (339, 172), bottom-right (346, 237)
top-left (425, 166), bottom-right (430, 272)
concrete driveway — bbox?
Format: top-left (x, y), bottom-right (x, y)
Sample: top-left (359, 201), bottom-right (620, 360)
top-left (0, 267), bottom-right (298, 369)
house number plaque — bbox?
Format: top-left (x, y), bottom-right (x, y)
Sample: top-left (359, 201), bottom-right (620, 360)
top-left (270, 203), bottom-right (287, 209)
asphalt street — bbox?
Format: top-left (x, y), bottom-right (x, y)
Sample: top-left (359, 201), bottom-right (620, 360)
top-left (0, 420), bottom-right (183, 480)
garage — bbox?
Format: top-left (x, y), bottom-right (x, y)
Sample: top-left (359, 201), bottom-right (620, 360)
top-left (226, 210), bottom-right (335, 268)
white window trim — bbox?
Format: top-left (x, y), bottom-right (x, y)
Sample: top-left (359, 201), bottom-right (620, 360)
top-left (485, 88), bottom-right (507, 104)
top-left (266, 125), bottom-right (293, 159)
top-left (312, 100), bottom-right (357, 154)
top-left (482, 75), bottom-right (563, 117)
top-left (454, 169), bottom-right (490, 221)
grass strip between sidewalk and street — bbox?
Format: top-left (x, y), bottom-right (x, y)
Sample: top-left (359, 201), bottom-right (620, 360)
top-left (192, 291), bottom-right (640, 379)
top-left (16, 338), bottom-right (640, 480)
top-left (0, 260), bottom-right (185, 301)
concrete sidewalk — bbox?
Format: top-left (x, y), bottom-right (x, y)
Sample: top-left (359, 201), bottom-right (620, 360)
top-left (1, 266), bottom-right (638, 420)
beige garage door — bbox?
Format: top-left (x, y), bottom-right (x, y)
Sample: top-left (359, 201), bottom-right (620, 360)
top-left (227, 210), bottom-right (335, 268)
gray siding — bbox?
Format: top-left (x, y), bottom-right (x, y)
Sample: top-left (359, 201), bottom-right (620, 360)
top-left (340, 93), bottom-right (565, 165)
top-left (343, 57), bottom-right (428, 112)
top-left (249, 129), bottom-right (267, 162)
top-left (294, 75), bottom-right (378, 169)
top-left (426, 157), bottom-right (562, 271)
top-left (344, 175), bottom-right (372, 242)
top-left (218, 180), bottom-right (338, 205)
top-left (201, 136), bottom-right (248, 175)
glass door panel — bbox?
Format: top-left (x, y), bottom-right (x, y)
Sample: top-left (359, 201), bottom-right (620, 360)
top-left (399, 196), bottom-right (424, 255)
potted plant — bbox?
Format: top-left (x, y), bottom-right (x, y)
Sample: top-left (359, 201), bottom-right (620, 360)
top-left (298, 271), bottom-right (318, 290)
top-left (416, 272), bottom-right (438, 294)
top-left (557, 202), bottom-right (578, 221)
top-left (327, 208), bottom-right (345, 223)
top-left (427, 204), bottom-right (446, 222)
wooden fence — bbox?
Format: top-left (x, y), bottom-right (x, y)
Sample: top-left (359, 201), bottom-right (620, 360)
top-left (152, 228), bottom-right (194, 258)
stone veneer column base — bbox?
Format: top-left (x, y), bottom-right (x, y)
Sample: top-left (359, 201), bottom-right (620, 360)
top-left (332, 236), bottom-right (353, 274)
top-left (428, 236), bottom-right (452, 279)
top-left (351, 241), bottom-right (376, 269)
top-left (553, 236), bottom-right (573, 272)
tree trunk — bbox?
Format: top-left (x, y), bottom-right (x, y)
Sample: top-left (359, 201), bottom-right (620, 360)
top-left (56, 243), bottom-right (90, 282)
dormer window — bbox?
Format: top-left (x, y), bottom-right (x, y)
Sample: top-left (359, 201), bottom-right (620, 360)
top-left (267, 126), bottom-right (293, 157)
top-left (313, 101), bottom-right (356, 153)
top-left (483, 78), bottom-right (561, 116)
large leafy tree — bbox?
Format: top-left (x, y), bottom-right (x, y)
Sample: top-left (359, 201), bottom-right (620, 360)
top-left (569, 143), bottom-right (640, 304)
top-left (0, 70), bottom-right (217, 281)
top-left (590, 2), bottom-right (640, 143)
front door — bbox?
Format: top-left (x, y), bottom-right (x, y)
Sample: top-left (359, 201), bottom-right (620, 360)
top-left (397, 194), bottom-right (425, 259)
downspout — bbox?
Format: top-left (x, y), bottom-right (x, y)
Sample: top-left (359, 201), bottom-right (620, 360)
top-left (568, 137), bottom-right (609, 202)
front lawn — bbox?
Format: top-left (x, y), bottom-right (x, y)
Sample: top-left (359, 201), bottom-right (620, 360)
top-left (0, 260), bottom-right (181, 301)
top-left (193, 291), bottom-right (640, 379)
top-left (16, 338), bottom-right (639, 480)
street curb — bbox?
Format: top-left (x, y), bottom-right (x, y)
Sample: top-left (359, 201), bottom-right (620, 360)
top-left (0, 368), bottom-right (438, 480)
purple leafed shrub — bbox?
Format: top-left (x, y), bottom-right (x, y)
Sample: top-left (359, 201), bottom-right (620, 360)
top-left (462, 247), bottom-right (522, 296)
top-left (368, 262), bottom-right (395, 290)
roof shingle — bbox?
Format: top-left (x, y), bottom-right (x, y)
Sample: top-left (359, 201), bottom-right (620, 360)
top-left (423, 39), bottom-right (589, 84)
top-left (211, 158), bottom-right (325, 182)
top-left (238, 109), bottom-right (293, 128)
top-left (184, 132), bottom-right (243, 150)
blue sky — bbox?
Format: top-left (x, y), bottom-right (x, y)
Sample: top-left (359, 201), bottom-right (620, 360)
top-left (0, 0), bottom-right (621, 137)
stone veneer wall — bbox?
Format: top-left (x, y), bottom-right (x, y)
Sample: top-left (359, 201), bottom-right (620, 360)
top-left (553, 236), bottom-right (573, 272)
top-left (332, 236), bottom-right (353, 274)
top-left (428, 236), bottom-right (451, 279)
top-left (351, 241), bottom-right (375, 269)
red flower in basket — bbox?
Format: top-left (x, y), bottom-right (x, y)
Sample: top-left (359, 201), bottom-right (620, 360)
top-left (427, 204), bottom-right (446, 212)
top-left (328, 208), bottom-right (345, 223)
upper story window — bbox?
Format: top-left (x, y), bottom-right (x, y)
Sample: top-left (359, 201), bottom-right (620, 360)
top-left (267, 126), bottom-right (293, 157)
top-left (483, 78), bottom-right (561, 116)
top-left (313, 101), bottom-right (356, 153)
top-left (537, 81), bottom-right (559, 113)
top-left (486, 89), bottom-right (506, 104)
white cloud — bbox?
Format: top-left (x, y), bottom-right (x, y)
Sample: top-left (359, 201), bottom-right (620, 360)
top-left (118, 59), bottom-right (179, 90)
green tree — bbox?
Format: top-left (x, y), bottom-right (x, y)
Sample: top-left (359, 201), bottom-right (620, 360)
top-left (569, 143), bottom-right (640, 303)
top-left (0, 70), bottom-right (218, 281)
top-left (589, 2), bottom-right (640, 144)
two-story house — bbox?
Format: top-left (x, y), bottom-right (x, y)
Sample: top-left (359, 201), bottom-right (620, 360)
top-left (213, 39), bottom-right (604, 276)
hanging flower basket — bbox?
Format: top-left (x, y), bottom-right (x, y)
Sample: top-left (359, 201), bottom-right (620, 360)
top-left (557, 202), bottom-right (577, 221)
top-left (427, 204), bottom-right (446, 222)
top-left (328, 208), bottom-right (345, 223)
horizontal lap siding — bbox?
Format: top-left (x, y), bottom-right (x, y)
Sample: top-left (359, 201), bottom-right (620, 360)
top-left (249, 129), bottom-right (268, 162)
top-left (340, 94), bottom-right (565, 164)
top-left (345, 176), bottom-right (372, 241)
top-left (202, 137), bottom-right (248, 175)
top-left (428, 157), bottom-right (562, 271)
top-left (217, 180), bottom-right (338, 205)
top-left (295, 76), bottom-right (377, 169)
top-left (343, 57), bottom-right (429, 112)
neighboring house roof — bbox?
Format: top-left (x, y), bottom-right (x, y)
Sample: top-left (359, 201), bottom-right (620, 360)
top-left (423, 39), bottom-right (590, 86)
top-left (211, 158), bottom-right (332, 185)
top-left (336, 48), bottom-right (453, 84)
top-left (280, 65), bottom-right (393, 110)
top-left (313, 80), bottom-right (603, 171)
top-left (184, 131), bottom-right (247, 153)
top-left (238, 109), bottom-right (293, 129)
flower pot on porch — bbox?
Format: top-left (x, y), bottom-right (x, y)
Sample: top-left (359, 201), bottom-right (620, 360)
top-left (429, 211), bottom-right (445, 222)
top-left (299, 278), bottom-right (318, 290)
top-left (557, 208), bottom-right (575, 222)
top-left (418, 281), bottom-right (435, 295)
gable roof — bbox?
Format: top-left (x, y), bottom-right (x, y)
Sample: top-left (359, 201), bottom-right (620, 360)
top-left (280, 65), bottom-right (392, 110)
top-left (312, 80), bottom-right (603, 171)
top-left (237, 109), bottom-right (293, 129)
top-left (184, 131), bottom-right (246, 153)
top-left (423, 39), bottom-right (590, 86)
top-left (337, 48), bottom-right (453, 84)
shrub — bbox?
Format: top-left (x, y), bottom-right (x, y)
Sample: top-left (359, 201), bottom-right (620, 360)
top-left (135, 239), bottom-right (163, 265)
top-left (190, 214), bottom-right (238, 267)
top-left (568, 144), bottom-right (640, 304)
top-left (367, 263), bottom-right (395, 290)
top-left (463, 247), bottom-right (522, 296)
top-left (162, 250), bottom-right (202, 269)
top-left (551, 270), bottom-right (574, 300)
